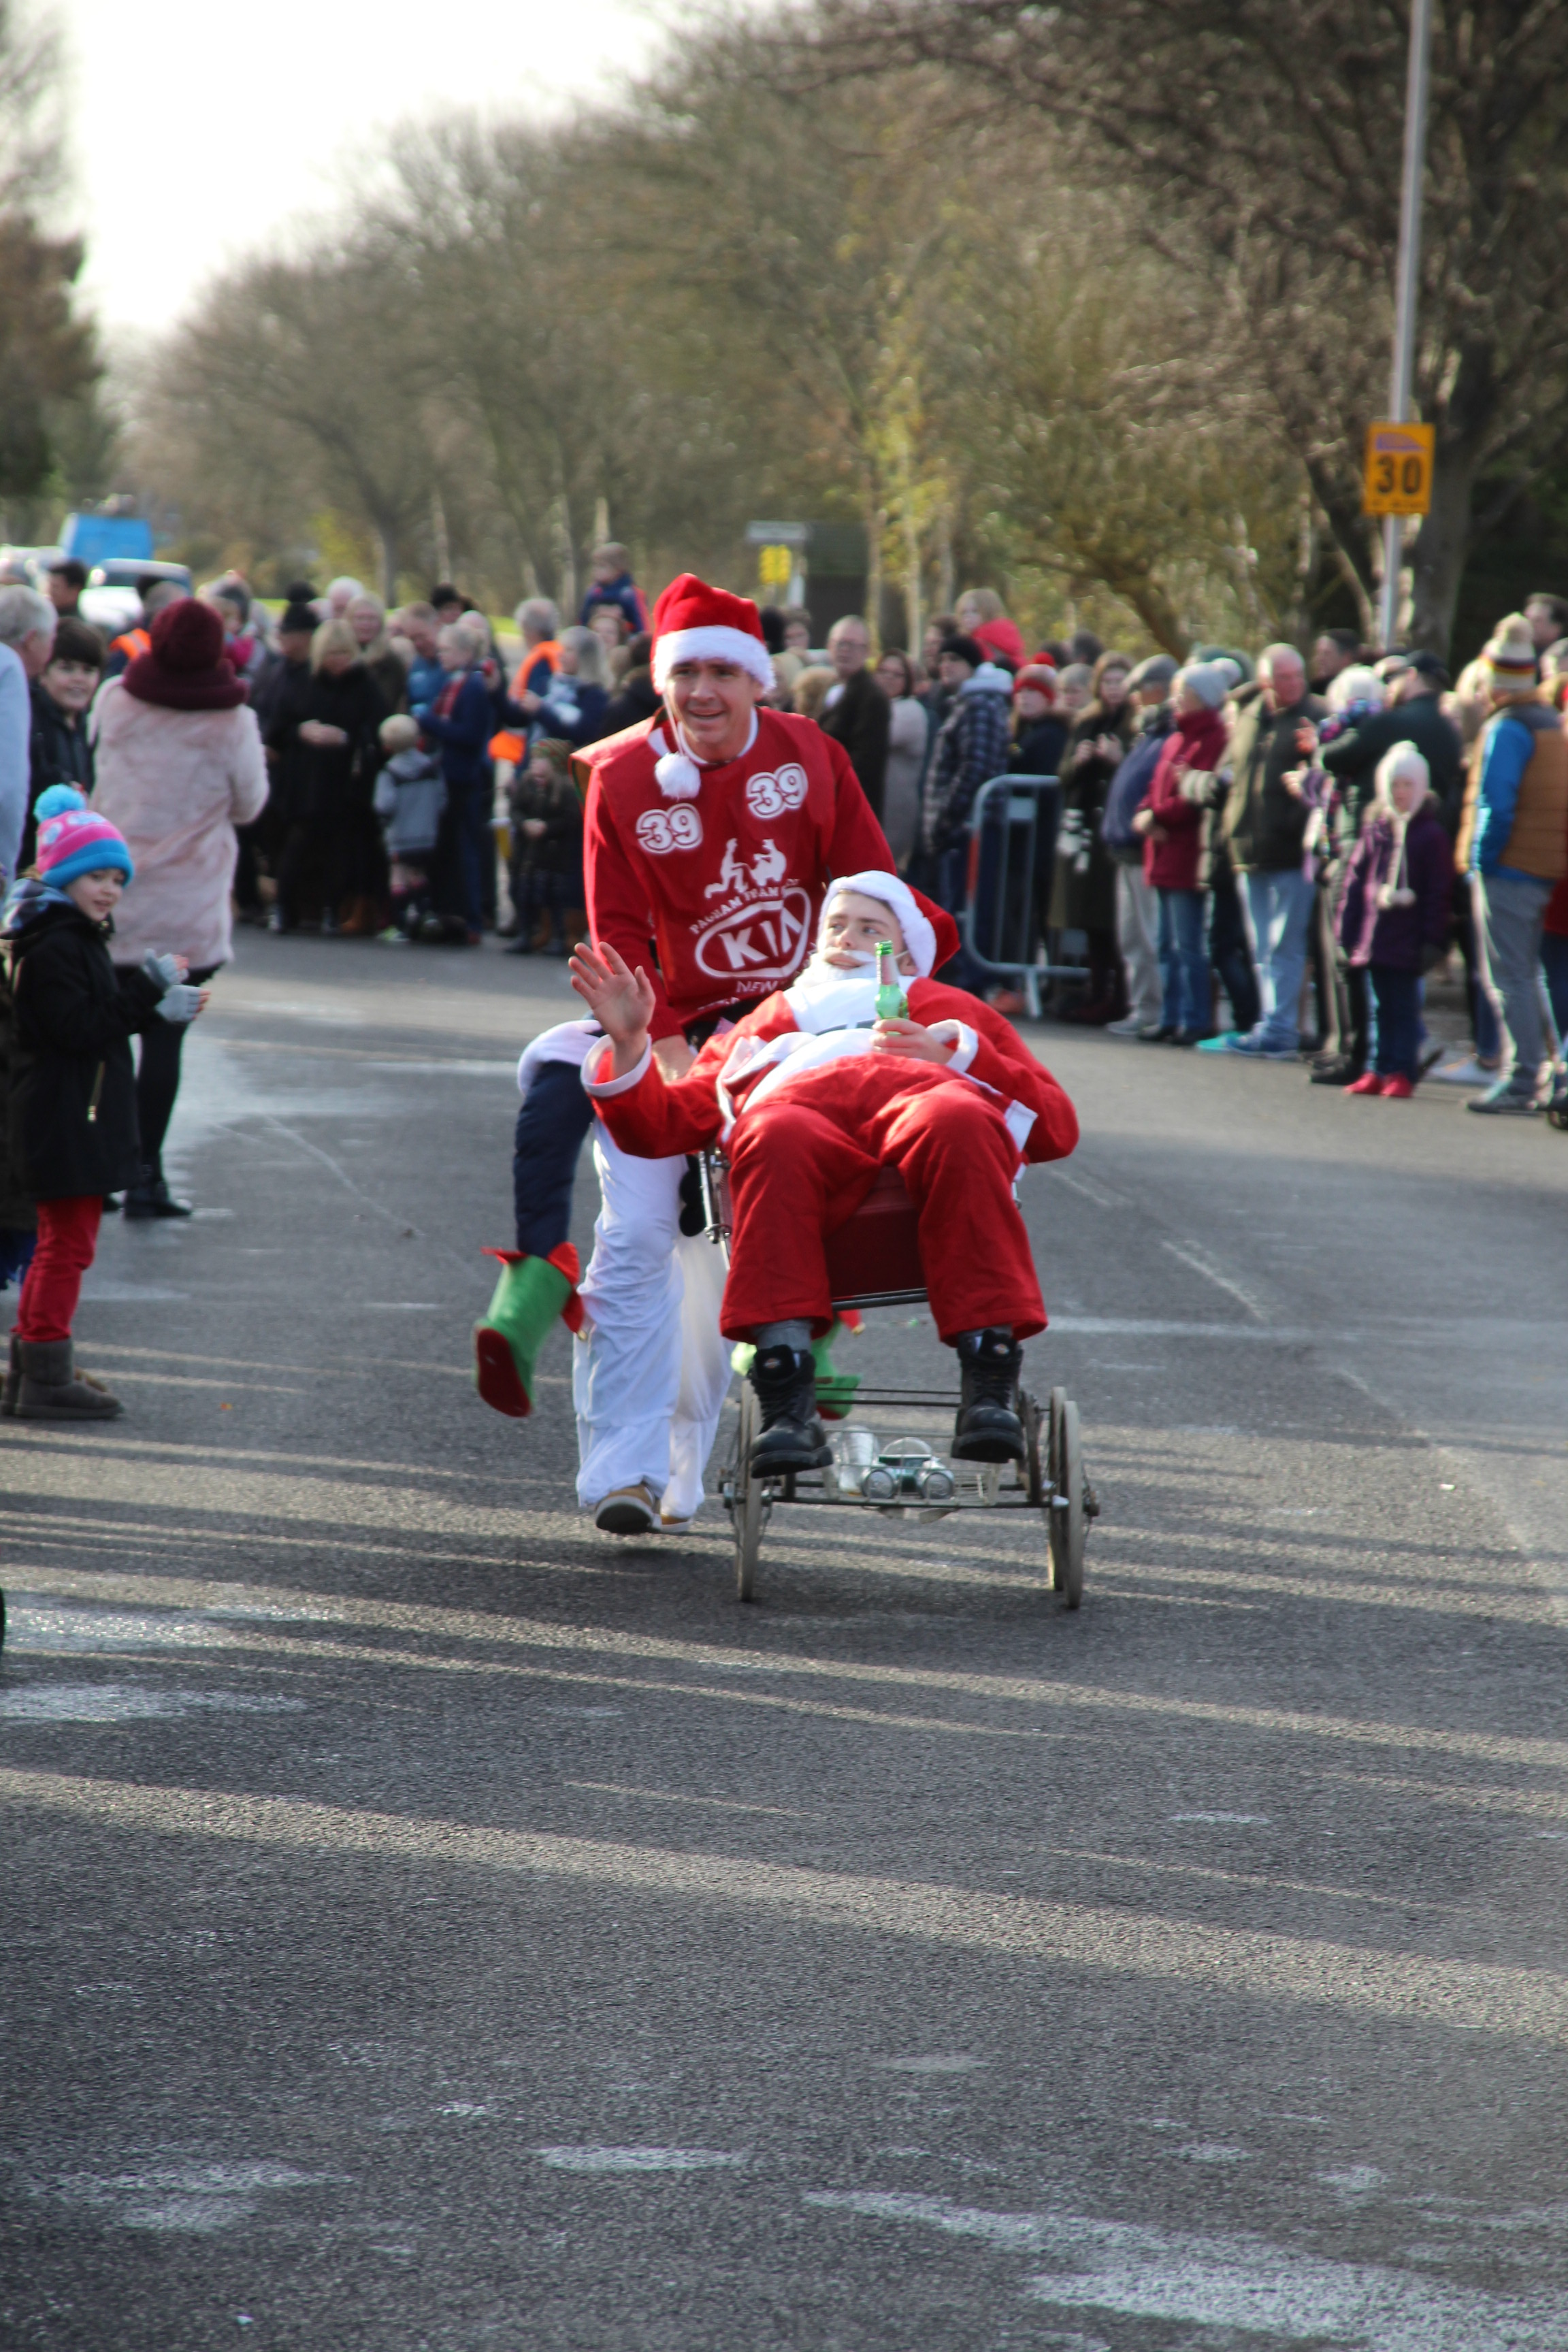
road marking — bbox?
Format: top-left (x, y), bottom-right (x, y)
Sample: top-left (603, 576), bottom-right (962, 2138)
top-left (803, 2191), bottom-right (1568, 2347)
top-left (534, 2146), bottom-right (745, 2173)
top-left (1159, 1241), bottom-right (1268, 1322)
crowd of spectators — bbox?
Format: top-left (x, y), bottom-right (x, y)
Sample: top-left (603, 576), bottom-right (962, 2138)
top-left (6, 536), bottom-right (1567, 1120)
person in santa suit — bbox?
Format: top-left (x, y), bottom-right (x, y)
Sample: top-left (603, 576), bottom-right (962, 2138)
top-left (474, 574), bottom-right (891, 1536)
top-left (569, 871), bottom-right (1079, 1473)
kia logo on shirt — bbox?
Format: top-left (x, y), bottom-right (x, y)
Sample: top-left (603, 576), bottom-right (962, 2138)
top-left (693, 887), bottom-right (813, 979)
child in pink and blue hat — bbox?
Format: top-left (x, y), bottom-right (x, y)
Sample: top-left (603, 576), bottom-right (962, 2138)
top-left (0, 785), bottom-right (208, 1419)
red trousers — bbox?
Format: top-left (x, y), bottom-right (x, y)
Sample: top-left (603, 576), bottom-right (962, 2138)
top-left (722, 1060), bottom-right (1045, 1344)
top-left (16, 1194), bottom-right (101, 1344)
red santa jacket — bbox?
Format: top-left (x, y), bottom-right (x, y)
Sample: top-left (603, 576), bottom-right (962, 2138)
top-left (578, 710), bottom-right (892, 1041)
top-left (584, 975), bottom-right (1081, 1167)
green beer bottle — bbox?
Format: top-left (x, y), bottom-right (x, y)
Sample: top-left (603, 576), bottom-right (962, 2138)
top-left (875, 941), bottom-right (908, 1021)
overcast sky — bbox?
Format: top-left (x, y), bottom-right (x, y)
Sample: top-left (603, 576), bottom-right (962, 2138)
top-left (61, 0), bottom-right (660, 338)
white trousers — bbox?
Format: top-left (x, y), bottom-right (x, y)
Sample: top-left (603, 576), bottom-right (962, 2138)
top-left (1115, 862), bottom-right (1162, 1026)
top-left (573, 1126), bottom-right (732, 1516)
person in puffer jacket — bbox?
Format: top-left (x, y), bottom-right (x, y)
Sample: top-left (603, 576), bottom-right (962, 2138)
top-left (3, 787), bottom-right (207, 1419)
top-left (1335, 744), bottom-right (1452, 1097)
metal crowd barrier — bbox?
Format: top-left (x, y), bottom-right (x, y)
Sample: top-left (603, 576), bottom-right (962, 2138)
top-left (960, 773), bottom-right (1085, 1017)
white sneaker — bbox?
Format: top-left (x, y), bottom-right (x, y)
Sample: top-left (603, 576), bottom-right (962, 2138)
top-left (1428, 1055), bottom-right (1501, 1085)
top-left (1105, 1014), bottom-right (1145, 1038)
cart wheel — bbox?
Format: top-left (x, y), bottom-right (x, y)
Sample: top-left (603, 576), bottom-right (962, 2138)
top-left (1047, 1386), bottom-right (1067, 1491)
top-left (1021, 1390), bottom-right (1044, 1507)
top-left (734, 1385), bottom-right (765, 1603)
top-left (1050, 1398), bottom-right (1085, 1610)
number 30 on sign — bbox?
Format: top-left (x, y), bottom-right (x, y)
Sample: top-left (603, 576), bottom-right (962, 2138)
top-left (1363, 422), bottom-right (1435, 517)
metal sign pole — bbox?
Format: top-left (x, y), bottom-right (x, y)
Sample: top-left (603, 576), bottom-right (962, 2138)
top-left (1380, 0), bottom-right (1434, 650)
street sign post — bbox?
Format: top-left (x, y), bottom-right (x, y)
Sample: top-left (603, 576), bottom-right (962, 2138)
top-left (1363, 421), bottom-right (1435, 517)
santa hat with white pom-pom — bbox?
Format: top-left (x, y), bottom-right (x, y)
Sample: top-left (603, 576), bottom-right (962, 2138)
top-left (650, 574), bottom-right (774, 798)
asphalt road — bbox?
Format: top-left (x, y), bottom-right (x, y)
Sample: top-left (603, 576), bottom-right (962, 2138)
top-left (4, 930), bottom-right (1568, 2351)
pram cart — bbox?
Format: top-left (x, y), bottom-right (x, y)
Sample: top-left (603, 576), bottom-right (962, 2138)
top-left (700, 1152), bottom-right (1098, 1606)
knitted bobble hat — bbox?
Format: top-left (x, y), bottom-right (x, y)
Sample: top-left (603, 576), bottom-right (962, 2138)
top-left (35, 802), bottom-right (134, 889)
top-left (1483, 612), bottom-right (1538, 695)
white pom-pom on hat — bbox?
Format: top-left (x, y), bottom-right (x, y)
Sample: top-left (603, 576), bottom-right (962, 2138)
top-left (653, 750), bottom-right (702, 800)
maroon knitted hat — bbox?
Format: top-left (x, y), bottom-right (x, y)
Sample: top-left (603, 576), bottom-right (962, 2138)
top-left (123, 595), bottom-right (245, 711)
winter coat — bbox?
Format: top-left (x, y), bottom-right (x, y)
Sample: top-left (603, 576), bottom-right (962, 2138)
top-left (1336, 801), bottom-right (1452, 971)
top-left (1224, 690), bottom-right (1325, 873)
top-left (923, 664), bottom-right (1014, 853)
top-left (3, 885), bottom-right (164, 1198)
top-left (1011, 713), bottom-right (1068, 780)
top-left (819, 668), bottom-right (891, 825)
top-left (604, 668), bottom-right (661, 734)
top-left (373, 749), bottom-right (447, 859)
top-left (508, 776), bottom-right (583, 881)
top-left (24, 684), bottom-right (95, 874)
top-left (578, 572), bottom-right (648, 634)
top-left (91, 676), bottom-right (269, 970)
top-left (258, 656), bottom-right (312, 823)
top-left (1100, 707), bottom-right (1172, 861)
top-left (1141, 706), bottom-right (1229, 892)
top-left (883, 694), bottom-right (930, 869)
top-left (265, 664), bottom-right (385, 830)
top-left (1319, 692), bottom-right (1463, 832)
top-left (533, 671), bottom-right (610, 752)
top-left (1053, 697), bottom-right (1137, 932)
top-left (1458, 696), bottom-right (1568, 881)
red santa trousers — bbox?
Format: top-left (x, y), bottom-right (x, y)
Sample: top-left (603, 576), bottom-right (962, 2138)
top-left (16, 1194), bottom-right (102, 1344)
top-left (721, 1059), bottom-right (1045, 1344)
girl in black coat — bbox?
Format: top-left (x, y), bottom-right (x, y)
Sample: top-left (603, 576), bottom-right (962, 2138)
top-left (3, 787), bottom-right (205, 1418)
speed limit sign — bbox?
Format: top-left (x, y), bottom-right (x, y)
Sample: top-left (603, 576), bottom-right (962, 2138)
top-left (1363, 421), bottom-right (1435, 517)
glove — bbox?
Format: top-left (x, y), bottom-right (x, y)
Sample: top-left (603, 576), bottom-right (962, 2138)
top-left (142, 951), bottom-right (182, 990)
top-left (154, 982), bottom-right (203, 1024)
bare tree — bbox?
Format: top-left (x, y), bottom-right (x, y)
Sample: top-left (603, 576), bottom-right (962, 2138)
top-left (793, 0), bottom-right (1568, 652)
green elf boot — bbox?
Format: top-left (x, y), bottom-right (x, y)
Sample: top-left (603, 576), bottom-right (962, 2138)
top-left (474, 1242), bottom-right (584, 1418)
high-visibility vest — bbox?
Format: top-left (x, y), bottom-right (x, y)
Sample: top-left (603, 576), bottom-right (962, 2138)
top-left (111, 627), bottom-right (151, 664)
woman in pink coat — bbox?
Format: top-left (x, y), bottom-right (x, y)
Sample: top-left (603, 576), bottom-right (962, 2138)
top-left (90, 598), bottom-right (268, 1216)
top-left (1133, 662), bottom-right (1230, 1044)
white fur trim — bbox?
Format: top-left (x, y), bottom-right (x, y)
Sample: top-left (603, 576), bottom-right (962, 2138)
top-left (819, 869), bottom-right (937, 977)
top-left (652, 624), bottom-right (773, 693)
top-left (653, 751), bottom-right (702, 799)
top-left (945, 1022), bottom-right (979, 1074)
top-left (1004, 1100), bottom-right (1036, 1153)
top-left (517, 1017), bottom-right (600, 1100)
top-left (582, 1038), bottom-right (653, 1098)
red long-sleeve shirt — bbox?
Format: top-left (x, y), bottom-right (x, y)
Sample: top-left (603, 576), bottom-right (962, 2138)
top-left (579, 709), bottom-right (892, 1041)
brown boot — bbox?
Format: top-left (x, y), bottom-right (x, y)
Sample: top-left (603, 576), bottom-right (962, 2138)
top-left (14, 1339), bottom-right (125, 1421)
top-left (338, 896), bottom-right (376, 938)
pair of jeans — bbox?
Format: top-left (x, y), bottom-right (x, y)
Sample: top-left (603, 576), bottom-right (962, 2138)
top-left (1541, 931), bottom-right (1568, 1047)
top-left (1239, 866), bottom-right (1316, 1048)
top-left (1473, 870), bottom-right (1552, 1093)
top-left (1156, 887), bottom-right (1210, 1033)
top-left (442, 778), bottom-right (491, 935)
top-left (16, 1194), bottom-right (101, 1343)
top-left (930, 841), bottom-right (987, 995)
top-left (1369, 964), bottom-right (1420, 1079)
top-left (1206, 869), bottom-right (1259, 1035)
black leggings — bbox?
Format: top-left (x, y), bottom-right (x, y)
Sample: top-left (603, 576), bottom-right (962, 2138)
top-left (135, 965), bottom-right (217, 1178)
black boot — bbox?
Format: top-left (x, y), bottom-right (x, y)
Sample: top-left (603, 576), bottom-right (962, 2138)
top-left (748, 1344), bottom-right (831, 1474)
top-left (123, 1166), bottom-right (193, 1220)
top-left (952, 1327), bottom-right (1025, 1463)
